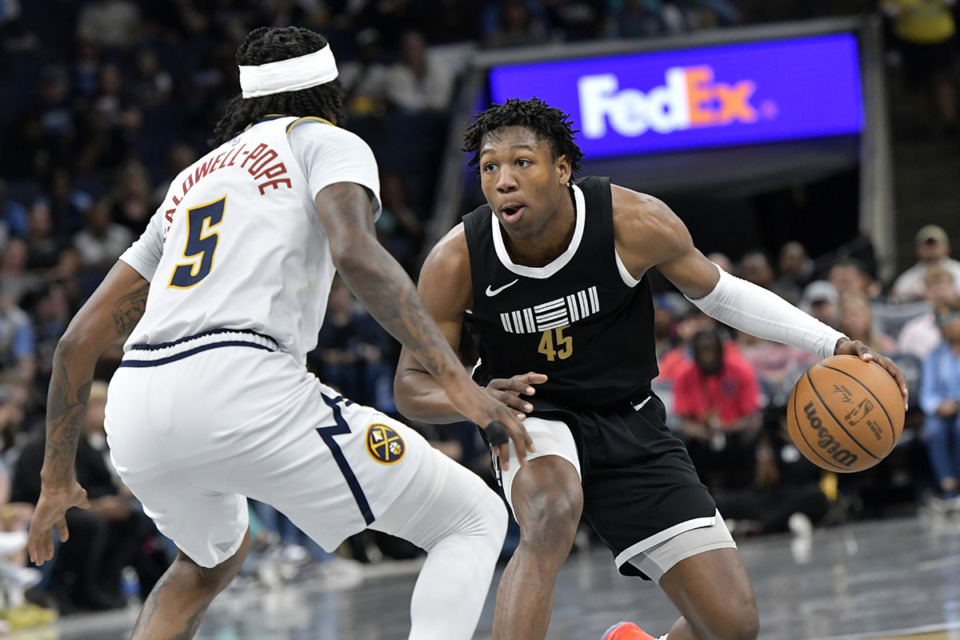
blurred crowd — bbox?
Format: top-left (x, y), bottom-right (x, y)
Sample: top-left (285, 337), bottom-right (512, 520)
top-left (0, 0), bottom-right (958, 629)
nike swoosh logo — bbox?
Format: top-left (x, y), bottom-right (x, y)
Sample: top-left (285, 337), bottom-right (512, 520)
top-left (485, 279), bottom-right (519, 297)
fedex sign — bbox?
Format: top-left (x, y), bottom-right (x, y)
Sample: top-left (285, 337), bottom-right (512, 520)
top-left (487, 34), bottom-right (863, 158)
top-left (578, 66), bottom-right (758, 137)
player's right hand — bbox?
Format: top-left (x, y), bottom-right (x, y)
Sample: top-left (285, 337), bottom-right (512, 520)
top-left (486, 371), bottom-right (548, 418)
top-left (28, 481), bottom-right (90, 566)
top-left (445, 377), bottom-right (534, 471)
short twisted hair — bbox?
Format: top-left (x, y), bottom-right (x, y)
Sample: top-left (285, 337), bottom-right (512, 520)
top-left (461, 98), bottom-right (584, 174)
top-left (211, 27), bottom-right (346, 146)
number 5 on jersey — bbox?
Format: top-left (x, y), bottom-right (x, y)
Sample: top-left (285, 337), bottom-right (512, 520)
top-left (169, 196), bottom-right (225, 289)
top-left (538, 326), bottom-right (573, 362)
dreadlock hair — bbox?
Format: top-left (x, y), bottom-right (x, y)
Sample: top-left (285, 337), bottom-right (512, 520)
top-left (210, 26), bottom-right (346, 147)
top-left (461, 97), bottom-right (584, 175)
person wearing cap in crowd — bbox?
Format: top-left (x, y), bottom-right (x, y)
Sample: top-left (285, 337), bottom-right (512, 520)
top-left (799, 280), bottom-right (842, 330)
top-left (891, 225), bottom-right (960, 302)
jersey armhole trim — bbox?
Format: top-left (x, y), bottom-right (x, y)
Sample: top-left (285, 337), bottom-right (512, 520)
top-left (616, 250), bottom-right (641, 288)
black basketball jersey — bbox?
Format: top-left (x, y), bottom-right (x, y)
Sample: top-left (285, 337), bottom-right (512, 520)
top-left (462, 176), bottom-right (659, 411)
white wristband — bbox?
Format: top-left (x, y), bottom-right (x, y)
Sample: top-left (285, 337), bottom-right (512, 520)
top-left (686, 266), bottom-right (846, 359)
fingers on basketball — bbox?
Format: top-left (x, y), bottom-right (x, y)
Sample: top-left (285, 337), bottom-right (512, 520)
top-left (787, 355), bottom-right (905, 473)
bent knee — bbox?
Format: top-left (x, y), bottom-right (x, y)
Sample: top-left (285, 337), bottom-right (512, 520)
top-left (514, 489), bottom-right (582, 549)
top-left (708, 604), bottom-right (759, 640)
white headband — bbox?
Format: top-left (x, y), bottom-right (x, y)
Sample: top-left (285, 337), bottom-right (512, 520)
top-left (238, 46), bottom-right (339, 98)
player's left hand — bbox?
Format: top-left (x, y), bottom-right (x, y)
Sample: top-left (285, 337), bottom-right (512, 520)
top-left (27, 481), bottom-right (90, 566)
top-left (835, 338), bottom-right (908, 410)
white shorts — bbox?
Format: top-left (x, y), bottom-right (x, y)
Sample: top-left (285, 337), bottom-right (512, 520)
top-left (104, 331), bottom-right (426, 568)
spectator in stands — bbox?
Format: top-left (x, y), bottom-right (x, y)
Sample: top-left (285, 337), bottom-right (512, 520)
top-left (26, 283), bottom-right (72, 411)
top-left (383, 29), bottom-right (456, 114)
top-left (75, 0), bottom-right (141, 51)
top-left (891, 225), bottom-right (960, 302)
top-left (772, 240), bottom-right (814, 304)
top-left (898, 264), bottom-right (960, 359)
top-left (339, 28), bottom-right (389, 118)
top-left (483, 0), bottom-right (552, 48)
top-left (738, 250), bottom-right (776, 290)
top-left (24, 201), bottom-right (68, 274)
top-left (129, 47), bottom-right (174, 108)
top-left (839, 291), bottom-right (897, 354)
top-left (307, 276), bottom-right (396, 413)
top-left (713, 408), bottom-right (831, 537)
top-left (69, 39), bottom-right (102, 103)
top-left (3, 65), bottom-right (75, 180)
top-left (0, 239), bottom-right (43, 309)
top-left (0, 179), bottom-right (28, 240)
top-left (674, 328), bottom-right (763, 490)
top-left (0, 286), bottom-right (34, 397)
top-left (828, 256), bottom-right (882, 299)
top-left (72, 198), bottom-right (133, 274)
top-left (410, 0), bottom-right (484, 44)
top-left (151, 144), bottom-right (196, 209)
top-left (376, 173), bottom-right (424, 275)
top-left (881, 0), bottom-right (957, 137)
top-left (737, 331), bottom-right (819, 406)
top-left (603, 0), bottom-right (686, 38)
top-left (43, 168), bottom-right (92, 238)
top-left (919, 301), bottom-right (960, 503)
top-left (799, 280), bottom-right (842, 330)
top-left (110, 161), bottom-right (155, 234)
top-left (75, 63), bottom-right (142, 173)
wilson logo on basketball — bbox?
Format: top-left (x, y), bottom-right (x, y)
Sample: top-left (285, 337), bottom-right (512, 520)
top-left (366, 423), bottom-right (405, 465)
top-left (802, 402), bottom-right (859, 468)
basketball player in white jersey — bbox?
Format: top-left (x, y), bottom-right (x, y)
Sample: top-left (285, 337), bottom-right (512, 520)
top-left (26, 27), bottom-right (534, 640)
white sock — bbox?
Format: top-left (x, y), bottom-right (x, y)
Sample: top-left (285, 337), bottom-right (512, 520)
top-left (371, 449), bottom-right (508, 640)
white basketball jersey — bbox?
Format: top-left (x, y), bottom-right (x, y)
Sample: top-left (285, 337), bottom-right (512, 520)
top-left (120, 116), bottom-right (380, 363)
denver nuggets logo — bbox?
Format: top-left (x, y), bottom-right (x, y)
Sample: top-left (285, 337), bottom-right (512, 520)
top-left (366, 423), bottom-right (405, 465)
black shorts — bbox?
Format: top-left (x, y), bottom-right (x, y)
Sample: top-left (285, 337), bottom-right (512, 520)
top-left (513, 392), bottom-right (717, 576)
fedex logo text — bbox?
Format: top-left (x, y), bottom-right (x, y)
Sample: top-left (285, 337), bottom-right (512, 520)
top-left (578, 66), bottom-right (763, 138)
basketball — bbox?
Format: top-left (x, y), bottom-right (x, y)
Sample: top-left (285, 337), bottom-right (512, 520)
top-left (787, 355), bottom-right (904, 473)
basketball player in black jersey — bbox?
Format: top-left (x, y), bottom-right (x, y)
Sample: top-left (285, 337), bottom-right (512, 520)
top-left (394, 98), bottom-right (907, 640)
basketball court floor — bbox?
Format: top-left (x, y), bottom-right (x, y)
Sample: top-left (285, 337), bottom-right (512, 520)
top-left (27, 507), bottom-right (960, 640)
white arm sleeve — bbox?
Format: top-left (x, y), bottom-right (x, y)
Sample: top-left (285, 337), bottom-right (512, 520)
top-left (686, 266), bottom-right (847, 359)
top-left (118, 208), bottom-right (165, 281)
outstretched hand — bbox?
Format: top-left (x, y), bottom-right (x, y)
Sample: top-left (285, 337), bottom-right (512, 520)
top-left (445, 377), bottom-right (535, 471)
top-left (834, 339), bottom-right (909, 410)
top-left (27, 481), bottom-right (90, 567)
top-left (486, 372), bottom-right (548, 417)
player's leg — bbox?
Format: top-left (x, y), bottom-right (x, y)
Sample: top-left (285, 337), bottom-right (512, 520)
top-left (656, 545), bottom-right (757, 640)
top-left (587, 395), bottom-right (757, 640)
top-left (369, 446), bottom-right (507, 640)
top-left (131, 530), bottom-right (250, 640)
top-left (608, 520), bottom-right (757, 640)
top-left (493, 417), bottom-right (584, 640)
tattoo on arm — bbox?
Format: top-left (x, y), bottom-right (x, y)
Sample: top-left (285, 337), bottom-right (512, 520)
top-left (323, 184), bottom-right (451, 380)
top-left (113, 283), bottom-right (149, 337)
top-left (43, 358), bottom-right (92, 482)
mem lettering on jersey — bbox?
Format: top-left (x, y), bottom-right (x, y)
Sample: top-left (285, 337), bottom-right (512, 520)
top-left (487, 33), bottom-right (863, 158)
top-left (499, 286), bottom-right (599, 334)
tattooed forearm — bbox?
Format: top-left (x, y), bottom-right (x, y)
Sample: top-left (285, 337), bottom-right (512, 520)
top-left (113, 283), bottom-right (150, 336)
top-left (320, 183), bottom-right (456, 380)
top-left (43, 357), bottom-right (92, 482)
top-left (341, 244), bottom-right (451, 378)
